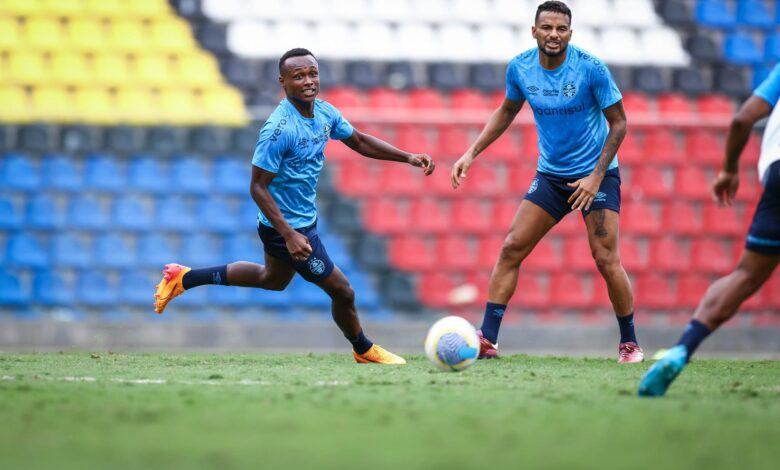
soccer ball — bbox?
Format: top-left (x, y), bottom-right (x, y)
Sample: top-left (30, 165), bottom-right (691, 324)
top-left (424, 316), bottom-right (480, 372)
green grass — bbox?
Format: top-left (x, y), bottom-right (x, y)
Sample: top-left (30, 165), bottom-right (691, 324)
top-left (0, 353), bottom-right (778, 470)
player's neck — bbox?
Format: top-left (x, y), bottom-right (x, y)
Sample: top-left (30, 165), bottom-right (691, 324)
top-left (286, 97), bottom-right (315, 118)
top-left (538, 48), bottom-right (568, 70)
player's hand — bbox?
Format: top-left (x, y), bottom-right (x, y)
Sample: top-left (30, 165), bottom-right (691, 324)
top-left (711, 170), bottom-right (739, 207)
top-left (567, 173), bottom-right (603, 211)
top-left (408, 153), bottom-right (435, 176)
top-left (285, 232), bottom-right (312, 262)
top-left (451, 153), bottom-right (475, 189)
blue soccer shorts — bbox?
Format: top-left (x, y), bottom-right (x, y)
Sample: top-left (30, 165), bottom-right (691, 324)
top-left (257, 219), bottom-right (335, 283)
top-left (523, 168), bottom-right (622, 221)
top-left (746, 161), bottom-right (780, 256)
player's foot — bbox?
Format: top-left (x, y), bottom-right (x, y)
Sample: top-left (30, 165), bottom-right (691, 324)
top-left (353, 345), bottom-right (407, 365)
top-left (638, 345), bottom-right (688, 397)
top-left (618, 341), bottom-right (644, 364)
top-left (476, 329), bottom-right (498, 359)
top-left (153, 263), bottom-right (191, 314)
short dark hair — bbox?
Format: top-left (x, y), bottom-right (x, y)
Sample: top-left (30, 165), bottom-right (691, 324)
top-left (278, 48), bottom-right (317, 74)
top-left (535, 1), bottom-right (572, 24)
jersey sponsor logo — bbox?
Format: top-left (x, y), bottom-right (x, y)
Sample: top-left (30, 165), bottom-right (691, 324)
top-left (563, 82), bottom-right (576, 97)
top-left (528, 177), bottom-right (539, 194)
top-left (533, 102), bottom-right (585, 116)
top-left (594, 191), bottom-right (607, 202)
top-left (543, 89), bottom-right (559, 96)
top-left (269, 118), bottom-right (288, 142)
top-left (308, 257), bottom-right (326, 275)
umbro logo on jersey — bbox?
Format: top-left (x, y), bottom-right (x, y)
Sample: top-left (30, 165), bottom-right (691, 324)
top-left (526, 86), bottom-right (539, 96)
top-left (594, 192), bottom-right (607, 202)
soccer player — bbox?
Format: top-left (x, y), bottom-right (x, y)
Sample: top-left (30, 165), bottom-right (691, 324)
top-left (639, 64), bottom-right (780, 396)
top-left (451, 1), bottom-right (643, 363)
top-left (154, 48), bottom-right (435, 365)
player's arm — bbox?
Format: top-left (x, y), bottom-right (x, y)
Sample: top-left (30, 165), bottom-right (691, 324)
top-left (713, 96), bottom-right (773, 206)
top-left (567, 100), bottom-right (627, 211)
top-left (451, 97), bottom-right (523, 188)
top-left (250, 166), bottom-right (311, 261)
top-left (341, 130), bottom-right (435, 175)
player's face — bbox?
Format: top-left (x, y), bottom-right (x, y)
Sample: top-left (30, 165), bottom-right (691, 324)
top-left (280, 55), bottom-right (320, 103)
top-left (532, 11), bottom-right (572, 58)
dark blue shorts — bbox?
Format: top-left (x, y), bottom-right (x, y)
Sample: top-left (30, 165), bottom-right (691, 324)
top-left (746, 161), bottom-right (780, 256)
top-left (257, 220), bottom-right (335, 283)
top-left (523, 168), bottom-right (622, 221)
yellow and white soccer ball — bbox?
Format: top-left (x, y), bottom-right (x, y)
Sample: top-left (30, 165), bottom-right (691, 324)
top-left (424, 316), bottom-right (480, 372)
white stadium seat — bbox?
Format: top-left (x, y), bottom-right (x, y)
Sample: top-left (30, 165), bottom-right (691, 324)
top-left (491, 0), bottom-right (534, 27)
top-left (640, 28), bottom-right (689, 66)
top-left (396, 23), bottom-right (440, 61)
top-left (328, 0), bottom-right (368, 22)
top-left (599, 27), bottom-right (642, 65)
top-left (612, 0), bottom-right (659, 27)
top-left (450, 0), bottom-right (491, 25)
top-left (478, 24), bottom-right (523, 62)
top-left (315, 22), bottom-right (357, 60)
top-left (203, 0), bottom-right (243, 22)
top-left (366, 0), bottom-right (414, 24)
top-left (414, 0), bottom-right (455, 24)
top-left (570, 0), bottom-right (611, 27)
top-left (227, 21), bottom-right (273, 58)
top-left (352, 22), bottom-right (397, 60)
top-left (438, 24), bottom-right (481, 62)
top-left (571, 27), bottom-right (600, 55)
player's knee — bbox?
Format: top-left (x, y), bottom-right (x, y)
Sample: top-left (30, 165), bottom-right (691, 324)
top-left (500, 234), bottom-right (531, 263)
top-left (592, 248), bottom-right (619, 271)
top-left (331, 283), bottom-right (355, 303)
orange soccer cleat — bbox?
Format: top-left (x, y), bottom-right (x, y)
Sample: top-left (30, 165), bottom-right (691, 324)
top-left (153, 263), bottom-right (191, 314)
top-left (353, 345), bottom-right (407, 365)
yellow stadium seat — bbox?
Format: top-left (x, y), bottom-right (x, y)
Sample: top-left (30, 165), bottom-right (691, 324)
top-left (108, 20), bottom-right (149, 52)
top-left (0, 86), bottom-right (32, 123)
top-left (0, 0), bottom-right (38, 16)
top-left (159, 88), bottom-right (201, 125)
top-left (67, 18), bottom-right (105, 52)
top-left (8, 51), bottom-right (48, 85)
top-left (126, 0), bottom-right (171, 18)
top-left (116, 87), bottom-right (157, 124)
top-left (177, 53), bottom-right (223, 87)
top-left (24, 17), bottom-right (66, 50)
top-left (32, 86), bottom-right (73, 122)
top-left (82, 0), bottom-right (123, 19)
top-left (50, 52), bottom-right (91, 86)
top-left (203, 88), bottom-right (249, 126)
top-left (41, 0), bottom-right (86, 17)
top-left (0, 17), bottom-right (21, 51)
top-left (93, 53), bottom-right (130, 86)
top-left (133, 54), bottom-right (174, 86)
top-left (151, 18), bottom-right (195, 52)
top-left (74, 87), bottom-right (116, 124)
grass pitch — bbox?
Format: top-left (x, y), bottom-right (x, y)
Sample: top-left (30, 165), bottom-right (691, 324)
top-left (1, 353), bottom-right (778, 470)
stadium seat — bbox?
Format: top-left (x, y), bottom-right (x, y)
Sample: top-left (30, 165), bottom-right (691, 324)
top-left (635, 274), bottom-right (676, 309)
top-left (127, 155), bottom-right (168, 194)
top-left (0, 87), bottom-right (31, 123)
top-left (648, 236), bottom-right (691, 272)
top-left (93, 54), bottom-right (130, 87)
top-left (697, 94), bottom-right (735, 117)
top-left (104, 126), bottom-right (143, 154)
top-left (389, 235), bottom-right (437, 272)
top-left (208, 282), bottom-right (252, 307)
top-left (170, 156), bottom-right (212, 194)
top-left (60, 125), bottom-right (97, 153)
top-left (506, 164), bottom-right (538, 194)
top-left (663, 201), bottom-right (703, 235)
top-left (714, 66), bottom-right (749, 98)
top-left (672, 68), bottom-right (711, 97)
top-left (25, 193), bottom-right (64, 230)
top-left (631, 165), bottom-right (673, 201)
top-left (562, 237), bottom-right (598, 273)
top-left (677, 273), bottom-right (712, 308)
top-left (410, 199), bottom-right (451, 234)
top-left (77, 271), bottom-right (118, 306)
top-left (366, 88), bottom-right (406, 110)
top-left (95, 233), bottom-right (136, 269)
top-left (362, 198), bottom-right (410, 235)
top-left (152, 18), bottom-right (195, 53)
top-left (1, 153), bottom-right (40, 191)
top-left (512, 272), bottom-right (551, 309)
top-left (136, 233), bottom-right (177, 268)
top-left (0, 196), bottom-right (22, 230)
top-left (469, 63), bottom-right (504, 92)
top-left (6, 233), bottom-right (48, 268)
top-left (380, 163), bottom-right (425, 196)
top-left (644, 128), bottom-right (684, 165)
top-left (549, 273), bottom-right (593, 309)
top-left (113, 195), bottom-right (153, 232)
top-left (198, 197), bottom-right (239, 234)
top-left (723, 32), bottom-right (762, 65)
top-left (675, 166), bottom-right (712, 201)
top-left (695, 0), bottom-right (736, 28)
top-left (452, 199), bottom-right (493, 235)
top-left (0, 270), bottom-right (28, 306)
top-left (437, 125), bottom-right (472, 159)
top-left (51, 233), bottom-right (91, 268)
top-left (180, 233), bottom-right (221, 266)
top-left (692, 239), bottom-right (734, 273)
top-left (526, 238), bottom-right (564, 272)
top-left (622, 201), bottom-right (662, 235)
top-left (657, 92), bottom-right (694, 117)
top-left (685, 129), bottom-right (722, 165)
top-left (84, 153), bottom-right (126, 192)
top-left (477, 235), bottom-right (503, 271)
top-left (417, 272), bottom-right (457, 309)
top-left (346, 62), bottom-right (382, 90)
top-left (213, 156), bottom-right (247, 195)
top-left (436, 235), bottom-right (479, 272)
top-left (620, 236), bottom-right (647, 273)
top-left (68, 18), bottom-right (105, 52)
top-left (408, 88), bottom-right (446, 110)
top-left (155, 195), bottom-right (195, 232)
top-left (116, 272), bottom-right (153, 306)
top-left (222, 234), bottom-right (259, 261)
top-left (686, 35), bottom-right (721, 63)
top-left (617, 131), bottom-right (643, 165)
top-left (633, 67), bottom-right (670, 95)
top-left (0, 17), bottom-right (21, 51)
top-left (197, 23), bottom-right (228, 55)
top-left (736, 0), bottom-right (775, 29)
top-left (353, 234), bottom-right (391, 272)
top-left (765, 34), bottom-right (780, 62)
top-left (32, 270), bottom-right (74, 306)
top-left (703, 205), bottom-right (745, 237)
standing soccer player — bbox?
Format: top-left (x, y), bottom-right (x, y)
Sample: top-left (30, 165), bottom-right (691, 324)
top-left (639, 64), bottom-right (780, 396)
top-left (154, 48), bottom-right (435, 364)
top-left (451, 1), bottom-right (643, 363)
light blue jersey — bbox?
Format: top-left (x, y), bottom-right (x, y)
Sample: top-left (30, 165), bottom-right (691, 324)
top-left (506, 44), bottom-right (623, 178)
top-left (252, 99), bottom-right (354, 228)
top-left (753, 63), bottom-right (780, 182)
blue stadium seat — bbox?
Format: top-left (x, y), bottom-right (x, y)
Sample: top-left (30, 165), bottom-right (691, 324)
top-left (155, 196), bottom-right (195, 232)
top-left (350, 272), bottom-right (380, 310)
top-left (112, 195), bottom-right (153, 232)
top-left (181, 233), bottom-right (222, 266)
top-left (470, 63), bottom-right (503, 92)
top-left (77, 271), bottom-right (117, 306)
top-left (0, 196), bottom-right (22, 230)
top-left (170, 156), bottom-right (212, 194)
top-left (239, 199), bottom-right (259, 226)
top-left (198, 197), bottom-right (238, 233)
top-left (127, 155), bottom-right (168, 194)
top-left (723, 32), bottom-right (762, 65)
top-left (67, 195), bottom-right (110, 230)
top-left (250, 285), bottom-right (292, 309)
top-left (765, 33), bottom-right (780, 61)
top-left (43, 153), bottom-right (83, 192)
top-left (84, 153), bottom-right (126, 192)
top-left (33, 271), bottom-right (75, 306)
top-left (25, 193), bottom-right (64, 230)
top-left (6, 233), bottom-right (48, 268)
top-left (207, 284), bottom-right (251, 307)
top-left (94, 233), bottom-right (136, 268)
top-left (118, 272), bottom-right (154, 306)
top-left (137, 233), bottom-right (178, 268)
top-left (288, 277), bottom-right (331, 309)
top-left (0, 153), bottom-right (40, 191)
top-left (736, 0), bottom-right (774, 29)
top-left (696, 0), bottom-right (736, 28)
top-left (222, 234), bottom-right (259, 261)
top-left (169, 279), bottom-right (207, 307)
top-left (214, 156), bottom-right (247, 195)
top-left (0, 270), bottom-right (29, 306)
top-left (51, 233), bottom-right (91, 268)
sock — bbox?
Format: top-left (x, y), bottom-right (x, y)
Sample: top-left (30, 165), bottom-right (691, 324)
top-left (616, 312), bottom-right (637, 344)
top-left (676, 319), bottom-right (711, 362)
top-left (182, 265), bottom-right (229, 289)
top-left (480, 302), bottom-right (506, 344)
top-left (347, 330), bottom-right (373, 355)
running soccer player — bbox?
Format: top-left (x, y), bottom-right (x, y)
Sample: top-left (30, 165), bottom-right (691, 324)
top-left (154, 48), bottom-right (435, 365)
top-left (639, 64), bottom-right (780, 396)
top-left (451, 1), bottom-right (643, 363)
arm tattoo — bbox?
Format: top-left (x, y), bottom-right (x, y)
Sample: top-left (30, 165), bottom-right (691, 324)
top-left (593, 128), bottom-right (623, 177)
top-left (593, 209), bottom-right (608, 238)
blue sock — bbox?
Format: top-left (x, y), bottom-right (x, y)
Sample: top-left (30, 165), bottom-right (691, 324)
top-left (182, 265), bottom-right (229, 289)
top-left (616, 312), bottom-right (637, 344)
top-left (347, 330), bottom-right (373, 355)
top-left (676, 319), bottom-right (711, 362)
top-left (480, 302), bottom-right (506, 344)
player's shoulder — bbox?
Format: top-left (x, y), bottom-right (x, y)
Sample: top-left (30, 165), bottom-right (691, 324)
top-left (259, 101), bottom-right (295, 139)
top-left (568, 45), bottom-right (606, 70)
top-left (509, 48), bottom-right (538, 69)
top-left (314, 98), bottom-right (341, 116)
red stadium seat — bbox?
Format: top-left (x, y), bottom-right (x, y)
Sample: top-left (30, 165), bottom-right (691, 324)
top-left (620, 236), bottom-right (647, 273)
top-left (418, 272), bottom-right (457, 308)
top-left (362, 198), bottom-right (410, 235)
top-left (389, 234), bottom-right (436, 272)
top-left (617, 130), bottom-right (643, 165)
top-left (379, 163), bottom-right (425, 196)
top-left (429, 168), bottom-right (462, 198)
top-left (636, 273), bottom-right (676, 309)
top-left (506, 163), bottom-right (537, 194)
top-left (765, 276), bottom-right (780, 309)
top-left (691, 239), bottom-right (734, 274)
top-left (697, 94), bottom-right (734, 117)
top-left (460, 164), bottom-right (504, 197)
top-left (478, 235), bottom-right (504, 270)
top-left (436, 234), bottom-right (479, 272)
top-left (741, 282), bottom-right (767, 311)
top-left (437, 125), bottom-right (472, 160)
top-left (491, 199), bottom-right (520, 228)
top-left (702, 205), bottom-right (745, 237)
top-left (644, 128), bottom-right (684, 165)
top-left (335, 161), bottom-right (379, 196)
top-left (657, 92), bottom-right (695, 118)
top-left (463, 272), bottom-right (490, 306)
top-left (684, 129), bottom-right (722, 165)
top-left (631, 166), bottom-right (673, 201)
top-left (621, 201), bottom-right (662, 235)
top-left (514, 272), bottom-right (551, 309)
top-left (621, 92), bottom-right (652, 115)
top-left (524, 238), bottom-right (564, 271)
top-left (450, 89), bottom-right (489, 110)
top-left (662, 201), bottom-right (703, 235)
top-left (677, 274), bottom-right (712, 307)
top-left (549, 213), bottom-right (584, 237)
top-left (483, 128), bottom-right (521, 162)
top-left (675, 166), bottom-right (712, 201)
top-left (324, 139), bottom-right (353, 162)
top-left (648, 236), bottom-right (691, 272)
top-left (549, 273), bottom-right (593, 308)
top-left (741, 134), bottom-right (761, 165)
top-left (562, 237), bottom-right (595, 272)
top-left (410, 199), bottom-right (452, 234)
top-left (396, 125), bottom-right (437, 154)
top-left (408, 87), bottom-right (446, 109)
top-left (322, 86), bottom-right (363, 109)
top-left (452, 199), bottom-right (493, 235)
top-left (366, 87), bottom-right (406, 109)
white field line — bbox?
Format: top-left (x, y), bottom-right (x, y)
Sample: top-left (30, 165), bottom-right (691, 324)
top-left (0, 375), bottom-right (347, 386)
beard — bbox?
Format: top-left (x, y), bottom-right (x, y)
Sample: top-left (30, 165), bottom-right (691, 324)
top-left (541, 42), bottom-right (567, 57)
